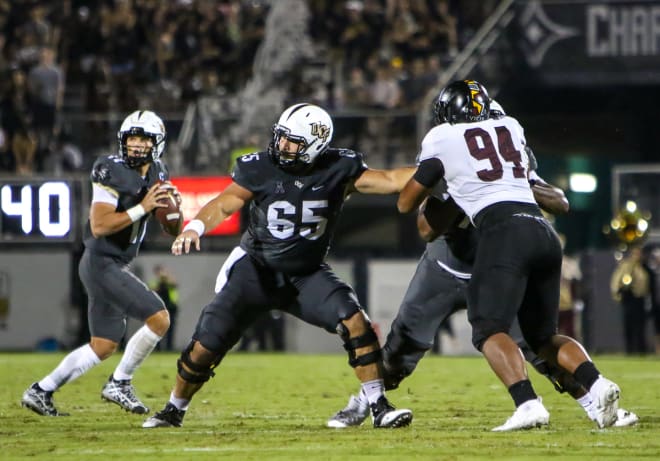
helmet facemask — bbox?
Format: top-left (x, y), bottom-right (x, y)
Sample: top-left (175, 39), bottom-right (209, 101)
top-left (270, 125), bottom-right (316, 172)
top-left (120, 130), bottom-right (163, 168)
top-left (117, 110), bottom-right (167, 168)
top-left (269, 103), bottom-right (333, 173)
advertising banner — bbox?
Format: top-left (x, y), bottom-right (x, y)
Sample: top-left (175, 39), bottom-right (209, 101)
top-left (171, 176), bottom-right (241, 236)
top-left (516, 0), bottom-right (660, 84)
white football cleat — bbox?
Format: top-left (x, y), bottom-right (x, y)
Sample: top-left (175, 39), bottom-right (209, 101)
top-left (613, 408), bottom-right (638, 427)
top-left (591, 378), bottom-right (620, 429)
top-left (327, 395), bottom-right (369, 428)
top-left (492, 398), bottom-right (549, 432)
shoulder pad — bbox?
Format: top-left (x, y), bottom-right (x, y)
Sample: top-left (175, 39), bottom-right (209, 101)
top-left (90, 155), bottom-right (120, 185)
top-left (236, 151), bottom-right (266, 165)
top-left (322, 148), bottom-right (367, 179)
top-left (90, 154), bottom-right (137, 191)
top-left (232, 150), bottom-right (270, 190)
top-left (337, 148), bottom-right (357, 158)
top-left (334, 148), bottom-right (367, 167)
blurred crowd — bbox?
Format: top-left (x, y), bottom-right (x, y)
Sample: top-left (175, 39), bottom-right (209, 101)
top-left (610, 245), bottom-right (660, 355)
top-left (0, 0), bottom-right (499, 175)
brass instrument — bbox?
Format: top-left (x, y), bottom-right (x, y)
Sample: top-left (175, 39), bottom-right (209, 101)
top-left (603, 200), bottom-right (651, 250)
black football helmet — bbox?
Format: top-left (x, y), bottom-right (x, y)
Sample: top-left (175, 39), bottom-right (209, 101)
top-left (433, 79), bottom-right (490, 125)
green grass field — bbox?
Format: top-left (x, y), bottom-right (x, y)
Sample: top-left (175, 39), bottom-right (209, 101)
top-left (1, 352), bottom-right (658, 460)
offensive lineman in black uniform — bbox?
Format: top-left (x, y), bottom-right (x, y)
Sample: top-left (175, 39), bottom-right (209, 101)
top-left (143, 103), bottom-right (415, 429)
top-left (22, 110), bottom-right (181, 416)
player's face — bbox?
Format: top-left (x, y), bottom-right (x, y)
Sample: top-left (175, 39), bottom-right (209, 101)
top-left (277, 136), bottom-right (303, 162)
top-left (126, 135), bottom-right (154, 162)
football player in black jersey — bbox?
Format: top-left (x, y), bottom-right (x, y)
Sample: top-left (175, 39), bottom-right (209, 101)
top-left (143, 103), bottom-right (416, 429)
top-left (22, 110), bottom-right (182, 417)
top-left (399, 80), bottom-right (625, 431)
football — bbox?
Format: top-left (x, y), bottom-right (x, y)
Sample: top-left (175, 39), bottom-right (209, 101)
top-left (154, 182), bottom-right (182, 236)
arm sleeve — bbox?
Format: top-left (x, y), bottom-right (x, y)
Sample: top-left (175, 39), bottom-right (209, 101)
top-left (413, 158), bottom-right (445, 188)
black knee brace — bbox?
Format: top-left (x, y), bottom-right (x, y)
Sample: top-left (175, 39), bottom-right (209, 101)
top-left (176, 341), bottom-right (222, 384)
top-left (336, 321), bottom-right (381, 368)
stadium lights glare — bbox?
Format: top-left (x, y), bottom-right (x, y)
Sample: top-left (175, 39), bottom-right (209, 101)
top-left (569, 173), bottom-right (597, 193)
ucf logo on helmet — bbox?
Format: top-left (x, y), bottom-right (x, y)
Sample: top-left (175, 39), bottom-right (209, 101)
top-left (311, 123), bottom-right (330, 142)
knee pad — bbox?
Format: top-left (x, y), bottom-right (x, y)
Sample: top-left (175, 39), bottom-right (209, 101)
top-left (471, 318), bottom-right (509, 351)
top-left (336, 319), bottom-right (381, 368)
top-left (176, 341), bottom-right (224, 384)
top-left (523, 334), bottom-right (552, 356)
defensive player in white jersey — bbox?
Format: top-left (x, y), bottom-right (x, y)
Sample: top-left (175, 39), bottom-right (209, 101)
top-left (326, 102), bottom-right (638, 429)
top-left (398, 80), bottom-right (626, 431)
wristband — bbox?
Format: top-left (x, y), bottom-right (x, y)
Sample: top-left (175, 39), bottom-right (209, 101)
top-left (183, 219), bottom-right (206, 236)
top-left (126, 204), bottom-right (146, 223)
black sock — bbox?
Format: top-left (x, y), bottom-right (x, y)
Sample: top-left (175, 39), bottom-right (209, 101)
top-left (508, 379), bottom-right (537, 407)
top-left (573, 361), bottom-right (600, 390)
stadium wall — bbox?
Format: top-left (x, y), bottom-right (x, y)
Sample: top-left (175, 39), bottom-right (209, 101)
top-left (0, 251), bottom-right (644, 354)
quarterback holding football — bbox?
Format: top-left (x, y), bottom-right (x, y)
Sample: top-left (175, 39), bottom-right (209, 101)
top-left (22, 110), bottom-right (181, 417)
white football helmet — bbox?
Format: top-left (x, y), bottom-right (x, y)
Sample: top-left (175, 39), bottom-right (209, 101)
top-left (117, 110), bottom-right (167, 167)
top-left (270, 103), bottom-right (333, 170)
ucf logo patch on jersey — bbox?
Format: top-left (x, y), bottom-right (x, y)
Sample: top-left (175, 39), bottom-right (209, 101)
top-left (92, 164), bottom-right (111, 183)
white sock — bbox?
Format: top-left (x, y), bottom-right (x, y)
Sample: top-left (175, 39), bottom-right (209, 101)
top-left (356, 387), bottom-right (369, 407)
top-left (588, 375), bottom-right (613, 398)
top-left (38, 344), bottom-right (101, 391)
top-left (577, 392), bottom-right (597, 420)
top-left (361, 379), bottom-right (384, 406)
top-left (169, 391), bottom-right (190, 411)
top-left (113, 326), bottom-right (162, 381)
